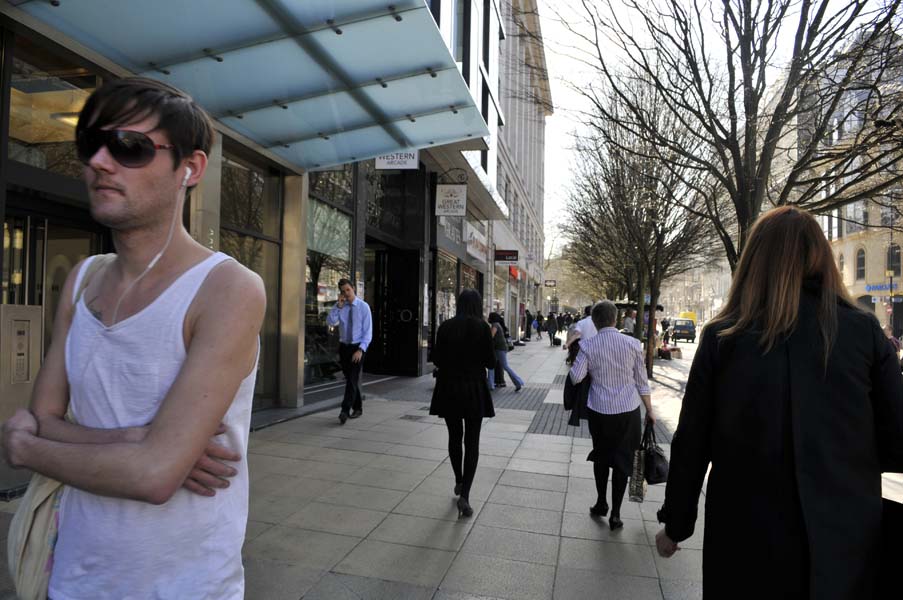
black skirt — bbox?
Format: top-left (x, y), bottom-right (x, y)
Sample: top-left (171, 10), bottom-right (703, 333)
top-left (429, 374), bottom-right (495, 419)
top-left (586, 406), bottom-right (641, 476)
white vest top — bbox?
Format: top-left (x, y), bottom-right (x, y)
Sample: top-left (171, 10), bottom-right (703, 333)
top-left (50, 252), bottom-right (256, 600)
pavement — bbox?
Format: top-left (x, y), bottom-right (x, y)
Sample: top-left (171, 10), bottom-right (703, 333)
top-left (0, 335), bottom-right (898, 599)
top-left (241, 337), bottom-right (702, 600)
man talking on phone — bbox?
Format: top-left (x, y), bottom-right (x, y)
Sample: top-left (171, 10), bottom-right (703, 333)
top-left (327, 279), bottom-right (373, 424)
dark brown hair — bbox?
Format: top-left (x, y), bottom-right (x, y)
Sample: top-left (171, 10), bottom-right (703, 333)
top-left (709, 206), bottom-right (855, 365)
top-left (77, 77), bottom-right (215, 169)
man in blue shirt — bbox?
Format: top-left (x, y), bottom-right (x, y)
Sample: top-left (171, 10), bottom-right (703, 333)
top-left (326, 279), bottom-right (373, 424)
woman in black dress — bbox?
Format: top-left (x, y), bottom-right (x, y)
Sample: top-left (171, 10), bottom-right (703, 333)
top-left (655, 206), bottom-right (903, 598)
top-left (430, 289), bottom-right (496, 517)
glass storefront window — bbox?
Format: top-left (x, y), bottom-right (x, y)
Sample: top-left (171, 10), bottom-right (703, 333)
top-left (461, 264), bottom-right (478, 292)
top-left (309, 165), bottom-right (354, 211)
top-left (219, 231), bottom-right (280, 407)
top-left (221, 156), bottom-right (282, 238)
top-left (493, 271), bottom-right (506, 314)
top-left (219, 154), bottom-right (282, 407)
top-left (1, 218), bottom-right (27, 305)
top-left (305, 199), bottom-right (352, 387)
top-left (437, 253), bottom-right (458, 325)
top-left (8, 35), bottom-right (100, 179)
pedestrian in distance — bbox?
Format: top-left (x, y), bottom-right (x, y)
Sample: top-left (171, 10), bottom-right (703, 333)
top-left (557, 313), bottom-right (566, 333)
top-left (0, 77), bottom-right (265, 599)
top-left (327, 278), bottom-right (373, 424)
top-left (569, 300), bottom-right (655, 531)
top-left (489, 315), bottom-right (525, 392)
top-left (655, 206), bottom-right (903, 599)
top-left (574, 305), bottom-right (597, 342)
top-left (547, 312), bottom-right (558, 346)
top-left (524, 309), bottom-right (534, 340)
top-left (622, 309), bottom-right (636, 334)
top-left (535, 313), bottom-right (544, 340)
top-left (488, 312), bottom-right (508, 388)
top-left (429, 290), bottom-right (496, 518)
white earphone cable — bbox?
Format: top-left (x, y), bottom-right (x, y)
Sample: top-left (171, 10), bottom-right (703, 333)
top-left (109, 167), bottom-right (191, 326)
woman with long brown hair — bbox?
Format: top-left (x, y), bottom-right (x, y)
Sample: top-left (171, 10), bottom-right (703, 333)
top-left (655, 206), bottom-right (903, 599)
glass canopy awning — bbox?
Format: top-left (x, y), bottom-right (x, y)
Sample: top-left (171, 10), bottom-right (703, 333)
top-left (10, 0), bottom-right (489, 171)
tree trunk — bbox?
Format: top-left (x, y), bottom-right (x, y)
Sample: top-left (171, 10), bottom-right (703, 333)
top-left (645, 287), bottom-right (661, 379)
top-left (634, 270), bottom-right (646, 340)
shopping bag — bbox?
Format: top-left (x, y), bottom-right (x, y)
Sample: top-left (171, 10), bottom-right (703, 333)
top-left (628, 448), bottom-right (647, 502)
top-left (7, 474), bottom-right (64, 600)
top-left (643, 422), bottom-right (670, 485)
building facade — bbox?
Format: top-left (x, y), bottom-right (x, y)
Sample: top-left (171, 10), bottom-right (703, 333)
top-left (0, 0), bottom-right (549, 417)
top-left (491, 0), bottom-right (551, 337)
top-left (820, 201), bottom-right (903, 335)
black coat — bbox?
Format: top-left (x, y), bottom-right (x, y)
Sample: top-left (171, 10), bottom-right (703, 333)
top-left (658, 286), bottom-right (903, 599)
top-left (564, 373), bottom-right (591, 426)
top-left (429, 316), bottom-right (496, 419)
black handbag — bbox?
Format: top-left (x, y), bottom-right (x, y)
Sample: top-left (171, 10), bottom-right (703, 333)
top-left (643, 421), bottom-right (669, 485)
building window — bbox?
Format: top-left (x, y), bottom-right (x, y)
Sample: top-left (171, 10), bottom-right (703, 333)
top-left (305, 199), bottom-right (352, 387)
top-left (437, 252), bottom-right (458, 325)
top-left (309, 165), bottom-right (354, 212)
top-left (219, 155), bottom-right (282, 405)
top-left (856, 249), bottom-right (866, 281)
top-left (462, 263), bottom-right (478, 292)
top-left (452, 0), bottom-right (470, 81)
top-left (482, 0), bottom-right (492, 71)
top-left (888, 244), bottom-right (901, 277)
top-left (7, 33), bottom-right (102, 179)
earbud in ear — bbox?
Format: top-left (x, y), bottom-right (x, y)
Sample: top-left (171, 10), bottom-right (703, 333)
top-left (182, 167), bottom-right (192, 187)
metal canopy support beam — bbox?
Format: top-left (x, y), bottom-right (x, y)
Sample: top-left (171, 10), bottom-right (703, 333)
top-left (143, 4), bottom-right (424, 73)
top-left (268, 103), bottom-right (475, 149)
top-left (213, 66), bottom-right (458, 121)
top-left (254, 0), bottom-right (410, 149)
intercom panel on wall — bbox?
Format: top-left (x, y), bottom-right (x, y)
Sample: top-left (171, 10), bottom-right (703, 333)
top-left (0, 305), bottom-right (42, 423)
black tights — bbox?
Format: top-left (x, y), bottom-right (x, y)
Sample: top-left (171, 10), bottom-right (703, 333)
top-left (445, 417), bottom-right (483, 500)
top-left (593, 463), bottom-right (629, 518)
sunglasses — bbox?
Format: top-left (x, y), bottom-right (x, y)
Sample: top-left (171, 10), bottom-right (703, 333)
top-left (76, 128), bottom-right (175, 168)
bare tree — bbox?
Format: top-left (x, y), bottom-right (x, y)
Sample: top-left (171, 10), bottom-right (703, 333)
top-left (543, 0), bottom-right (903, 269)
top-left (567, 73), bottom-right (717, 375)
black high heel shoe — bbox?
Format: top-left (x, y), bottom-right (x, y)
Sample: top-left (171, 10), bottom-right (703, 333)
top-left (454, 482), bottom-right (462, 496)
top-left (609, 516), bottom-right (623, 531)
top-left (589, 501), bottom-right (609, 517)
top-left (457, 497), bottom-right (474, 518)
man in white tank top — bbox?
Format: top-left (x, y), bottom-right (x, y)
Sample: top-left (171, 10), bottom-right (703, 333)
top-left (1, 78), bottom-right (265, 599)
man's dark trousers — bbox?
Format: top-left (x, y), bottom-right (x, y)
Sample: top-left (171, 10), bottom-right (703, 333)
top-left (339, 342), bottom-right (363, 414)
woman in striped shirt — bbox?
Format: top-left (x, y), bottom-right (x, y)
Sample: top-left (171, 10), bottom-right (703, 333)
top-left (569, 300), bottom-right (655, 530)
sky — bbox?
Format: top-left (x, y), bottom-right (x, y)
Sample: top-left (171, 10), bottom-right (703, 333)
top-left (536, 0), bottom-right (603, 258)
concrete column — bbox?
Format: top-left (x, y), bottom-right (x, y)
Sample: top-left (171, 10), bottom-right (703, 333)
top-left (189, 135), bottom-right (222, 250)
top-left (279, 174), bottom-right (308, 408)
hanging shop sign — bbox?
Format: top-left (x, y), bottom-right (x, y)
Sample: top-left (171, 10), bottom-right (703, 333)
top-left (375, 150), bottom-right (419, 169)
top-left (509, 266), bottom-right (521, 280)
top-left (464, 223), bottom-right (488, 263)
top-left (544, 280), bottom-right (557, 287)
top-left (436, 184), bottom-right (468, 216)
top-left (494, 249), bottom-right (518, 265)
